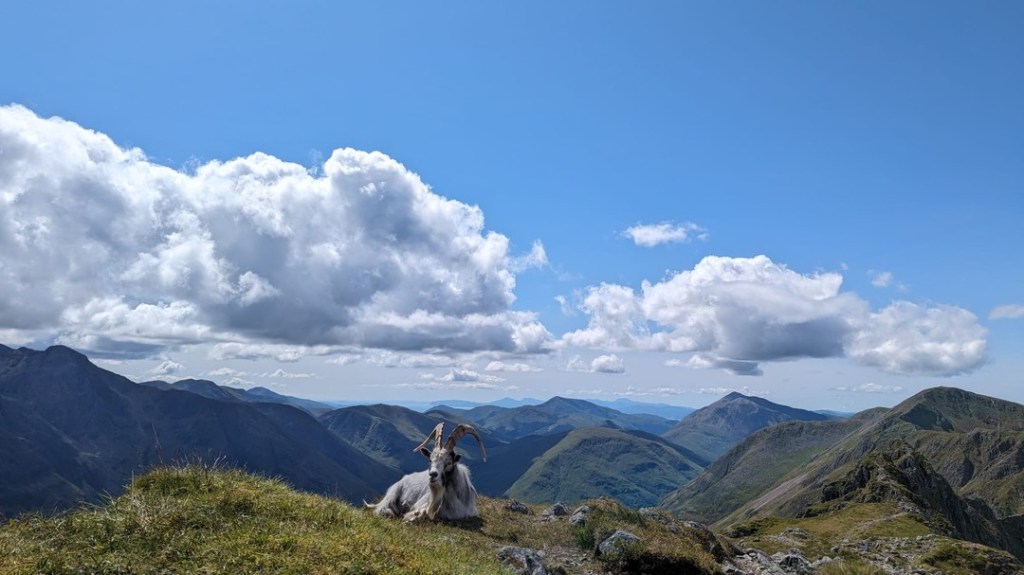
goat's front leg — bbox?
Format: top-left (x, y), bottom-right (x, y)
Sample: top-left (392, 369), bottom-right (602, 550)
top-left (403, 507), bottom-right (429, 522)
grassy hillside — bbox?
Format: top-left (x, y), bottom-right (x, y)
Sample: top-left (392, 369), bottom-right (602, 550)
top-left (0, 465), bottom-right (725, 575)
top-left (661, 409), bottom-right (888, 523)
top-left (507, 427), bottom-right (704, 508)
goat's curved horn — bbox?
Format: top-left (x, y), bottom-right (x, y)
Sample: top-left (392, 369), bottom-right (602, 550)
top-left (413, 422), bottom-right (444, 453)
top-left (444, 423), bottom-right (487, 462)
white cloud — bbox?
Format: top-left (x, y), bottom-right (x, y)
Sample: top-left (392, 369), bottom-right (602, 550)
top-left (368, 351), bottom-right (461, 369)
top-left (591, 354), bottom-right (625, 374)
top-left (832, 383), bottom-right (904, 393)
top-left (565, 354), bottom-right (624, 374)
top-left (869, 270), bottom-right (893, 288)
top-left (265, 368), bottom-right (315, 379)
top-left (510, 240), bottom-right (548, 272)
top-left (685, 354), bottom-right (763, 376)
top-left (485, 360), bottom-right (541, 372)
top-left (623, 221), bottom-right (708, 247)
top-left (149, 359), bottom-right (185, 376)
top-left (0, 105), bottom-right (552, 359)
top-left (419, 368), bottom-right (505, 384)
top-left (990, 304), bottom-right (1024, 320)
top-left (846, 302), bottom-right (987, 376)
top-left (563, 255), bottom-right (986, 377)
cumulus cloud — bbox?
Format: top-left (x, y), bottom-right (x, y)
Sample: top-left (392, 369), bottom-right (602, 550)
top-left (591, 354), bottom-right (625, 374)
top-left (846, 302), bottom-right (987, 376)
top-left (419, 368), bottom-right (505, 384)
top-left (149, 359), bottom-right (185, 376)
top-left (990, 304), bottom-right (1024, 320)
top-left (563, 255), bottom-right (986, 377)
top-left (566, 354), bottom-right (625, 374)
top-left (0, 105), bottom-right (552, 358)
top-left (623, 221), bottom-right (708, 247)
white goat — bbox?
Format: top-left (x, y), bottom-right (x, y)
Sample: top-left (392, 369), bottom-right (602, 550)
top-left (368, 422), bottom-right (487, 522)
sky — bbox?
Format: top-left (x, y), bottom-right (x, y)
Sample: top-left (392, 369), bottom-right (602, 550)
top-left (1, 1), bottom-right (1022, 411)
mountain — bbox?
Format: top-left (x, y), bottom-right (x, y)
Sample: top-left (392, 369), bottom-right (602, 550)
top-left (506, 427), bottom-right (706, 508)
top-left (427, 396), bottom-right (676, 441)
top-left (661, 407), bottom-right (890, 523)
top-left (587, 398), bottom-right (694, 420)
top-left (661, 387), bottom-right (1024, 561)
top-left (140, 378), bottom-right (335, 416)
top-left (661, 391), bottom-right (832, 462)
top-left (0, 345), bottom-right (395, 516)
top-left (318, 404), bottom-right (448, 474)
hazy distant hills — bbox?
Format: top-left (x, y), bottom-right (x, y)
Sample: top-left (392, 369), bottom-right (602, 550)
top-left (0, 345), bottom-right (394, 515)
top-left (506, 427), bottom-right (706, 508)
top-left (661, 391), bottom-right (832, 462)
top-left (428, 395), bottom-right (676, 441)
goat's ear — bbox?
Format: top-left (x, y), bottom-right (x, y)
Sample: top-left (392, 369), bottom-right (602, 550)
top-left (453, 453), bottom-right (462, 463)
top-left (419, 447), bottom-right (431, 458)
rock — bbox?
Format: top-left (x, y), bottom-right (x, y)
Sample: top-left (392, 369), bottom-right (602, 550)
top-left (541, 502), bottom-right (570, 518)
top-left (497, 546), bottom-right (546, 575)
top-left (569, 505), bottom-right (591, 526)
top-left (598, 529), bottom-right (641, 557)
top-left (776, 552), bottom-right (811, 574)
top-left (505, 499), bottom-right (531, 514)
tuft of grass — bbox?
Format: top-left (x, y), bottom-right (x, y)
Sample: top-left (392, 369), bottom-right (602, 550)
top-left (0, 465), bottom-right (727, 575)
top-left (922, 540), bottom-right (1022, 575)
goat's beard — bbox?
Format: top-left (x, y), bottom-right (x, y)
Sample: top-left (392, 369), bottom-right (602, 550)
top-left (426, 484), bottom-right (444, 520)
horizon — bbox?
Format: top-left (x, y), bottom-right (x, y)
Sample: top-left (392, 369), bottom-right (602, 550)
top-left (2, 3), bottom-right (1022, 413)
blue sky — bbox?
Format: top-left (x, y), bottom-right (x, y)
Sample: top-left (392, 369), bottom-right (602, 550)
top-left (1, 1), bottom-right (1021, 410)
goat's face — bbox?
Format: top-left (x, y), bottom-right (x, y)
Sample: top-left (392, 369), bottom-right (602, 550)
top-left (420, 446), bottom-right (460, 487)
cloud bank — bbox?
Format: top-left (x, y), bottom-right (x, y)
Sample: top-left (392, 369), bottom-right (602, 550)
top-left (0, 105), bottom-right (552, 358)
top-left (563, 255), bottom-right (987, 376)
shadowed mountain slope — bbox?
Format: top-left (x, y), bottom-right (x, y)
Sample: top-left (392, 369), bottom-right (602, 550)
top-left (0, 345), bottom-right (394, 516)
top-left (661, 391), bottom-right (832, 462)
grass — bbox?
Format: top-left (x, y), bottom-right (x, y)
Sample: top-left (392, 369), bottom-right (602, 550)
top-left (0, 465), bottom-right (724, 575)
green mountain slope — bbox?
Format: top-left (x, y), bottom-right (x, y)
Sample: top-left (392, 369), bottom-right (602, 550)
top-left (661, 386), bottom-right (1024, 563)
top-left (661, 407), bottom-right (889, 523)
top-left (506, 427), bottom-right (705, 508)
top-left (661, 391), bottom-right (832, 462)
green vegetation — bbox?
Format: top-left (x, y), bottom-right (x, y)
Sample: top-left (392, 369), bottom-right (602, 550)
top-left (569, 499), bottom-right (724, 575)
top-left (727, 502), bottom-right (931, 558)
top-left (506, 427), bottom-right (702, 508)
top-left (922, 540), bottom-right (1023, 575)
top-left (0, 465), bottom-right (724, 575)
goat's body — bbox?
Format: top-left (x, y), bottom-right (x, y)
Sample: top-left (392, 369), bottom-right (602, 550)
top-left (370, 464), bottom-right (479, 521)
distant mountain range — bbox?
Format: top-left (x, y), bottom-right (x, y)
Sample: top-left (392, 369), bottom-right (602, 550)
top-left (6, 343), bottom-right (1024, 563)
top-left (427, 396), bottom-right (677, 441)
